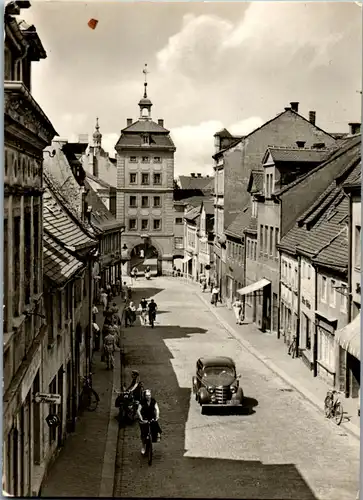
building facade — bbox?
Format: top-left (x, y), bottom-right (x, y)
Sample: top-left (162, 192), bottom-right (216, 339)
top-left (3, 3), bottom-right (57, 495)
top-left (115, 74), bottom-right (176, 274)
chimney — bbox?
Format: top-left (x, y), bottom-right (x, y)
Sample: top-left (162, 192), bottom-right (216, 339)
top-left (296, 141), bottom-right (306, 148)
top-left (52, 137), bottom-right (68, 147)
top-left (158, 119), bottom-right (164, 127)
top-left (284, 107), bottom-right (291, 111)
top-left (349, 122), bottom-right (361, 135)
top-left (312, 142), bottom-right (326, 149)
top-left (309, 111), bottom-right (316, 125)
top-left (191, 173), bottom-right (196, 178)
top-left (127, 118), bottom-right (132, 126)
top-left (197, 173), bottom-right (202, 177)
top-left (78, 134), bottom-right (89, 144)
top-left (290, 102), bottom-right (299, 112)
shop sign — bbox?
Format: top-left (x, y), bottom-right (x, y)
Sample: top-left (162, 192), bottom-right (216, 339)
top-left (45, 414), bottom-right (60, 428)
top-left (34, 393), bottom-right (61, 404)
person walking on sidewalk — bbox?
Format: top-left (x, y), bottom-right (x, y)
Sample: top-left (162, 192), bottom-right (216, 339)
top-left (104, 330), bottom-right (117, 370)
top-left (139, 297), bottom-right (148, 326)
top-left (211, 286), bottom-right (220, 306)
top-left (148, 299), bottom-right (157, 327)
top-left (100, 289), bottom-right (108, 309)
top-left (92, 303), bottom-right (98, 323)
top-left (232, 297), bottom-right (243, 324)
top-left (93, 322), bottom-right (101, 351)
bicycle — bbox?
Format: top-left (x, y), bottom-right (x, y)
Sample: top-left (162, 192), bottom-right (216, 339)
top-left (144, 419), bottom-right (154, 466)
top-left (80, 374), bottom-right (100, 412)
top-left (324, 389), bottom-right (344, 425)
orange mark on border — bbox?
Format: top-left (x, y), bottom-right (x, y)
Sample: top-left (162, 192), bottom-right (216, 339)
top-left (88, 19), bottom-right (98, 30)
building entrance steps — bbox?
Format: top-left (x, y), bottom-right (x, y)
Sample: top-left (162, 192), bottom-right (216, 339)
top-left (168, 277), bottom-right (360, 440)
top-left (40, 294), bottom-right (126, 498)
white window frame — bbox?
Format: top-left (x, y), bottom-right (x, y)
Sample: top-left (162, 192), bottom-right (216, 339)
top-left (340, 283), bottom-right (348, 313)
top-left (321, 276), bottom-right (327, 303)
top-left (330, 279), bottom-right (336, 307)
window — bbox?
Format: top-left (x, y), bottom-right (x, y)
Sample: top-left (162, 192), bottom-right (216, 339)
top-left (130, 156), bottom-right (137, 163)
top-left (142, 173), bottom-right (149, 185)
top-left (24, 211), bottom-right (31, 304)
top-left (174, 237), bottom-right (183, 249)
top-left (129, 195), bottom-right (137, 207)
top-left (288, 263), bottom-right (291, 283)
top-left (355, 225), bottom-right (361, 268)
top-left (307, 264), bottom-right (311, 280)
top-left (153, 196), bottom-right (161, 207)
top-left (252, 199), bottom-right (257, 218)
top-left (13, 216), bottom-right (20, 316)
top-left (141, 196), bottom-right (149, 208)
top-left (321, 276), bottom-right (327, 302)
top-left (264, 226), bottom-right (268, 254)
top-left (275, 228), bottom-right (279, 259)
top-left (259, 225), bottom-right (263, 255)
top-left (129, 219), bottom-right (137, 231)
top-left (330, 279), bottom-right (336, 307)
top-left (154, 157), bottom-right (161, 163)
top-left (153, 219), bottom-right (161, 231)
top-left (153, 173), bottom-right (161, 185)
top-left (270, 174), bottom-right (274, 196)
top-left (269, 226), bottom-right (273, 256)
top-left (304, 314), bottom-right (311, 350)
top-left (141, 219), bottom-right (149, 230)
top-left (253, 241), bottom-right (257, 261)
top-left (265, 174), bottom-right (270, 197)
top-left (318, 327), bottom-right (334, 370)
top-left (130, 173), bottom-right (137, 184)
top-left (175, 218), bottom-right (183, 225)
top-left (340, 283), bottom-right (348, 312)
top-left (294, 267), bottom-right (298, 290)
top-left (142, 156), bottom-right (150, 163)
top-left (142, 135), bottom-right (149, 145)
top-left (302, 261), bottom-right (305, 279)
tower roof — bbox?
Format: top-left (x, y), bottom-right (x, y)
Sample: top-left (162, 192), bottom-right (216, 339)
top-left (93, 117), bottom-right (102, 141)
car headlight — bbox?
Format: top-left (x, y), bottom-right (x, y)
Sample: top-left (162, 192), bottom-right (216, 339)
top-left (230, 385), bottom-right (237, 393)
top-left (207, 386), bottom-right (215, 394)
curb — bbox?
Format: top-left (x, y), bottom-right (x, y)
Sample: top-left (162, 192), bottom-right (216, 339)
top-left (194, 289), bottom-right (360, 442)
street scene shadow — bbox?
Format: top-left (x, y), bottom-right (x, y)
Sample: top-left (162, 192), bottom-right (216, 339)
top-left (115, 283), bottom-right (317, 499)
top-left (202, 396), bottom-right (258, 416)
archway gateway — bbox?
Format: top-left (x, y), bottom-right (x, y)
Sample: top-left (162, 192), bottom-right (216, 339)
top-left (130, 243), bottom-right (161, 275)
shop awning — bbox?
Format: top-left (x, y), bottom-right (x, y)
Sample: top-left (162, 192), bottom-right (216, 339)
top-left (182, 256), bottom-right (192, 263)
top-left (237, 278), bottom-right (271, 296)
top-left (335, 313), bottom-right (361, 360)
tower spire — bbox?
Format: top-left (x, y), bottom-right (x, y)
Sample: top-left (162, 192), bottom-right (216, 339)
top-left (93, 116), bottom-right (102, 153)
top-left (143, 63), bottom-right (149, 98)
top-left (139, 63), bottom-right (153, 120)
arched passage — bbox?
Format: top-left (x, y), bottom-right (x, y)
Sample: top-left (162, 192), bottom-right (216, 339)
top-left (130, 243), bottom-right (161, 275)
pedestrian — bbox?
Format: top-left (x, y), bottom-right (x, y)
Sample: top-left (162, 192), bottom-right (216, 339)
top-left (129, 301), bottom-right (137, 325)
top-left (232, 297), bottom-right (243, 325)
top-left (211, 286), bottom-right (219, 306)
top-left (111, 281), bottom-right (117, 297)
top-left (93, 322), bottom-right (101, 351)
top-left (92, 303), bottom-right (98, 323)
top-left (116, 278), bottom-right (121, 296)
top-left (139, 297), bottom-right (148, 326)
top-left (103, 331), bottom-right (117, 370)
top-left (173, 265), bottom-right (177, 277)
top-left (122, 282), bottom-right (128, 302)
top-left (100, 289), bottom-right (108, 309)
top-left (127, 285), bottom-right (132, 300)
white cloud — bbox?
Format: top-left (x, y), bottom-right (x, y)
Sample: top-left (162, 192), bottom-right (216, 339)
top-left (170, 116), bottom-right (263, 175)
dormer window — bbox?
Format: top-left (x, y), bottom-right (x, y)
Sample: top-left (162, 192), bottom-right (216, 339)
top-left (265, 172), bottom-right (274, 198)
top-left (252, 199), bottom-right (257, 218)
top-left (142, 135), bottom-right (149, 145)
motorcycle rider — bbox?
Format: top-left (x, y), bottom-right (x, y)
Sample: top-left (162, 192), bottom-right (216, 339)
top-left (137, 389), bottom-right (162, 455)
top-left (148, 299), bottom-right (157, 328)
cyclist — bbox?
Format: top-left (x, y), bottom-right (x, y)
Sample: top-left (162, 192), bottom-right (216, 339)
top-left (126, 370), bottom-right (143, 402)
top-left (137, 389), bottom-right (162, 455)
top-left (140, 297), bottom-right (148, 326)
top-left (148, 299), bottom-right (157, 328)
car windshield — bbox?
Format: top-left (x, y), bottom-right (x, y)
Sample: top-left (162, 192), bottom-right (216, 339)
top-left (202, 366), bottom-right (235, 378)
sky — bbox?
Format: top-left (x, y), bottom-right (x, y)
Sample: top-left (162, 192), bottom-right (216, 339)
top-left (22, 1), bottom-right (362, 176)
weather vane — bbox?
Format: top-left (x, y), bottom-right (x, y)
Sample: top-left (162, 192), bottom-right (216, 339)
top-left (143, 63), bottom-right (149, 83)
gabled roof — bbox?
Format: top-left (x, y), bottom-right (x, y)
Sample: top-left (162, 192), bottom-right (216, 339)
top-left (184, 206), bottom-right (201, 222)
top-left (225, 204), bottom-right (251, 238)
top-left (85, 180), bottom-right (123, 232)
top-left (122, 120), bottom-right (170, 134)
top-left (85, 171), bottom-right (113, 189)
top-left (214, 128), bottom-right (233, 138)
top-left (263, 147), bottom-right (331, 165)
top-left (43, 186), bottom-right (97, 251)
top-left (179, 195), bottom-right (208, 208)
top-left (201, 199), bottom-right (214, 215)
top-left (178, 175), bottom-right (214, 191)
top-left (275, 135), bottom-right (361, 197)
top-left (43, 230), bottom-right (84, 286)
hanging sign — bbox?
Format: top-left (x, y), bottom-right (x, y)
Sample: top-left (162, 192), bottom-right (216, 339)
top-left (45, 414), bottom-right (60, 428)
top-left (34, 393), bottom-right (61, 405)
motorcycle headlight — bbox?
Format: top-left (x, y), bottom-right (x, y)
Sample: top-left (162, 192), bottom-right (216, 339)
top-left (207, 386), bottom-right (215, 394)
top-left (230, 385), bottom-right (237, 394)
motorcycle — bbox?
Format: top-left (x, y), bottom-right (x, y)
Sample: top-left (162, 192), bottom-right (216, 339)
top-left (116, 389), bottom-right (138, 425)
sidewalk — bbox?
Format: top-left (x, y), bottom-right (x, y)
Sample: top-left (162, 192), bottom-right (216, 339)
top-left (40, 294), bottom-right (126, 498)
top-left (172, 277), bottom-right (360, 441)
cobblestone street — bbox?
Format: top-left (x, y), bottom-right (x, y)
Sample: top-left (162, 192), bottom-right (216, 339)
top-left (114, 277), bottom-right (359, 500)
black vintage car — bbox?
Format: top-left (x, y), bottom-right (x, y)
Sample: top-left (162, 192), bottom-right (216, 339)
top-left (192, 356), bottom-right (243, 413)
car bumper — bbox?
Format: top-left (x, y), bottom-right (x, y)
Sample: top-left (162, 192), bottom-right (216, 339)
top-left (202, 401), bottom-right (243, 407)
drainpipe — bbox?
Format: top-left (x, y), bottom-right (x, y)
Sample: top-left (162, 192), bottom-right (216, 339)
top-left (313, 264), bottom-right (318, 377)
top-left (277, 252), bottom-right (282, 339)
top-left (70, 282), bottom-right (77, 431)
top-left (87, 257), bottom-right (94, 374)
top-left (296, 254), bottom-right (301, 356)
top-left (347, 193), bottom-right (353, 324)
top-left (242, 231), bottom-right (247, 319)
